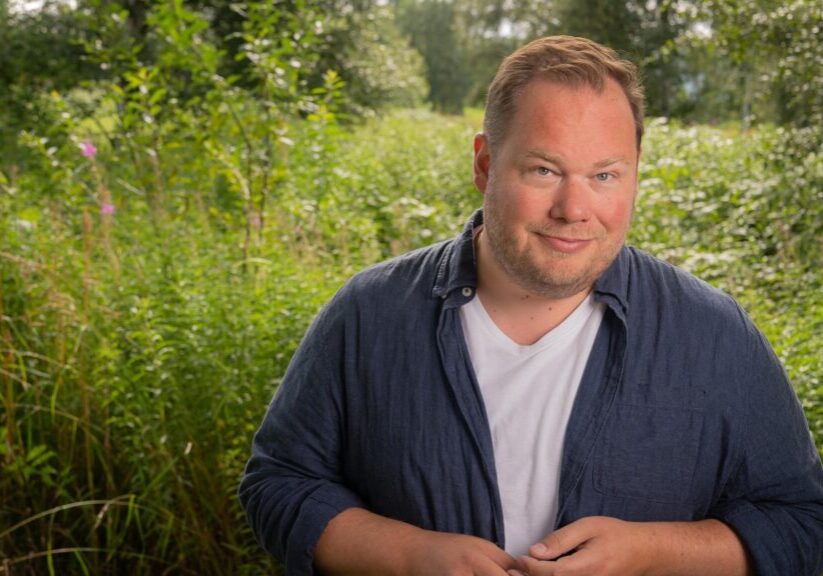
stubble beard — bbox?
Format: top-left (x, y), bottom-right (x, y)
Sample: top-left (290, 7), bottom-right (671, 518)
top-left (483, 207), bottom-right (623, 300)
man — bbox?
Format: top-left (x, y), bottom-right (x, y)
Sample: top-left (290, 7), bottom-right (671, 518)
top-left (240, 36), bottom-right (823, 575)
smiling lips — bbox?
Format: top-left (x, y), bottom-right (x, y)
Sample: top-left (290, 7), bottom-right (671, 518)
top-left (534, 231), bottom-right (594, 254)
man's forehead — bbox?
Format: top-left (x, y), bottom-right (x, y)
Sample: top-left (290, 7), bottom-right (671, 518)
top-left (504, 78), bottom-right (639, 152)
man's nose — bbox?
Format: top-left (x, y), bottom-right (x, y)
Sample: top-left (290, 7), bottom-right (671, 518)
top-left (549, 176), bottom-right (592, 223)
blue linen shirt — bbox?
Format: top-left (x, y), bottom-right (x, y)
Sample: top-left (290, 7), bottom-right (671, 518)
top-left (240, 211), bottom-right (823, 575)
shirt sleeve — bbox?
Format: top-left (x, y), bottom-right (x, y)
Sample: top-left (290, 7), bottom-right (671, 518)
top-left (238, 287), bottom-right (365, 575)
top-left (709, 321), bottom-right (823, 576)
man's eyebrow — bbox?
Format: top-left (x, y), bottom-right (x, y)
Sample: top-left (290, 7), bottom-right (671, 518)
top-left (525, 150), bottom-right (563, 164)
top-left (524, 151), bottom-right (630, 169)
top-left (593, 156), bottom-right (629, 169)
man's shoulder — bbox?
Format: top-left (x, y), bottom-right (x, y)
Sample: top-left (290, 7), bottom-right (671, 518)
top-left (306, 239), bottom-right (455, 339)
top-left (353, 239), bottom-right (452, 286)
top-left (623, 246), bottom-right (748, 327)
top-left (335, 238), bottom-right (455, 307)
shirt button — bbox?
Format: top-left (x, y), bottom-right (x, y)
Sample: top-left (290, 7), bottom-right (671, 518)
top-left (462, 287), bottom-right (473, 297)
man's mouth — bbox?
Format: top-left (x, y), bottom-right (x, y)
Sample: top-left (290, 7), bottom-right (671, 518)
top-left (534, 232), bottom-right (593, 254)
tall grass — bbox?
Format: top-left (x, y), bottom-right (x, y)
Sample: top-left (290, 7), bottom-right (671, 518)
top-left (0, 108), bottom-right (479, 574)
top-left (2, 210), bottom-right (312, 574)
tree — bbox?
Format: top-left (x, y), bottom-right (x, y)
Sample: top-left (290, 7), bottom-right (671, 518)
top-left (555, 0), bottom-right (640, 55)
top-left (188, 0), bottom-right (427, 114)
top-left (552, 0), bottom-right (690, 117)
top-left (310, 3), bottom-right (428, 114)
top-left (451, 0), bottom-right (552, 106)
top-left (685, 0), bottom-right (822, 270)
top-left (396, 0), bottom-right (471, 113)
top-left (694, 0), bottom-right (823, 128)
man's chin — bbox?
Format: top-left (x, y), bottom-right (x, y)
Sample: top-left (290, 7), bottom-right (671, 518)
top-left (513, 269), bottom-right (597, 300)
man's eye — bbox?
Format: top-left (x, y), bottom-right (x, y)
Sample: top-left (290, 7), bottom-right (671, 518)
top-left (536, 167), bottom-right (554, 176)
top-left (595, 172), bottom-right (613, 182)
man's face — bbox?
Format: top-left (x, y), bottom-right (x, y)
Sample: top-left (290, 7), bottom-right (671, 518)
top-left (473, 78), bottom-right (639, 300)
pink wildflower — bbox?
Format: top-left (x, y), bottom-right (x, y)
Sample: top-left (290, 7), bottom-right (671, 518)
top-left (82, 141), bottom-right (97, 158)
top-left (100, 202), bottom-right (116, 215)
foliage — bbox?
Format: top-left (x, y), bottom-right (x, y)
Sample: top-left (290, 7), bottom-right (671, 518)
top-left (0, 0), bottom-right (428, 168)
top-left (446, 1), bottom-right (530, 107)
top-left (0, 93), bottom-right (480, 572)
top-left (0, 0), bottom-right (93, 91)
top-left (187, 0), bottom-right (428, 115)
top-left (0, 0), bottom-right (96, 168)
top-left (634, 120), bottom-right (822, 278)
top-left (0, 2), bottom-right (355, 570)
top-left (555, 0), bottom-right (641, 55)
top-left (5, 0), bottom-right (822, 124)
top-left (0, 195), bottom-right (335, 575)
top-left (687, 0), bottom-right (823, 128)
top-left (551, 0), bottom-right (697, 118)
top-left (395, 0), bottom-right (471, 114)
top-left (308, 3), bottom-right (429, 115)
top-left (395, 0), bottom-right (541, 111)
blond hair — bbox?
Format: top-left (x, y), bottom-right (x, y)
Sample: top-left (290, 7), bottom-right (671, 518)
top-left (484, 35), bottom-right (645, 150)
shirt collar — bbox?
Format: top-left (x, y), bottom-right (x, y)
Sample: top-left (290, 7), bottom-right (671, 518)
top-left (592, 246), bottom-right (630, 323)
top-left (432, 209), bottom-right (482, 299)
top-left (432, 209), bottom-right (631, 320)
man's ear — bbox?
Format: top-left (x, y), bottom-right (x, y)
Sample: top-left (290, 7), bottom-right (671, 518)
top-left (473, 133), bottom-right (491, 193)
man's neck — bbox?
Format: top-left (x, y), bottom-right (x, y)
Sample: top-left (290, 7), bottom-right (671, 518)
top-left (475, 228), bottom-right (592, 346)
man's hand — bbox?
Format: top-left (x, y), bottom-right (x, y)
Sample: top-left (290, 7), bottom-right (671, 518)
top-left (516, 517), bottom-right (752, 576)
top-left (516, 516), bottom-right (650, 576)
top-left (315, 507), bottom-right (524, 576)
top-left (402, 529), bottom-right (524, 576)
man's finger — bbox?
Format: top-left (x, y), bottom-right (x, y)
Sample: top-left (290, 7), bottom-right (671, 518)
top-left (517, 555), bottom-right (558, 575)
top-left (528, 517), bottom-right (595, 560)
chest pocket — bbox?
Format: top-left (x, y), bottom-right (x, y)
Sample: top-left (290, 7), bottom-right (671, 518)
top-left (593, 404), bottom-right (703, 504)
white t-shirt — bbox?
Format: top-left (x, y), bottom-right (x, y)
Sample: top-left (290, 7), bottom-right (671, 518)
top-left (460, 293), bottom-right (604, 556)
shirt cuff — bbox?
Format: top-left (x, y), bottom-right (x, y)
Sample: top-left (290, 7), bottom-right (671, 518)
top-left (710, 499), bottom-right (791, 576)
top-left (285, 483), bottom-right (365, 576)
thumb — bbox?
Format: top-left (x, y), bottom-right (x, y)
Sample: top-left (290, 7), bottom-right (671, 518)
top-left (528, 523), bottom-right (584, 560)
